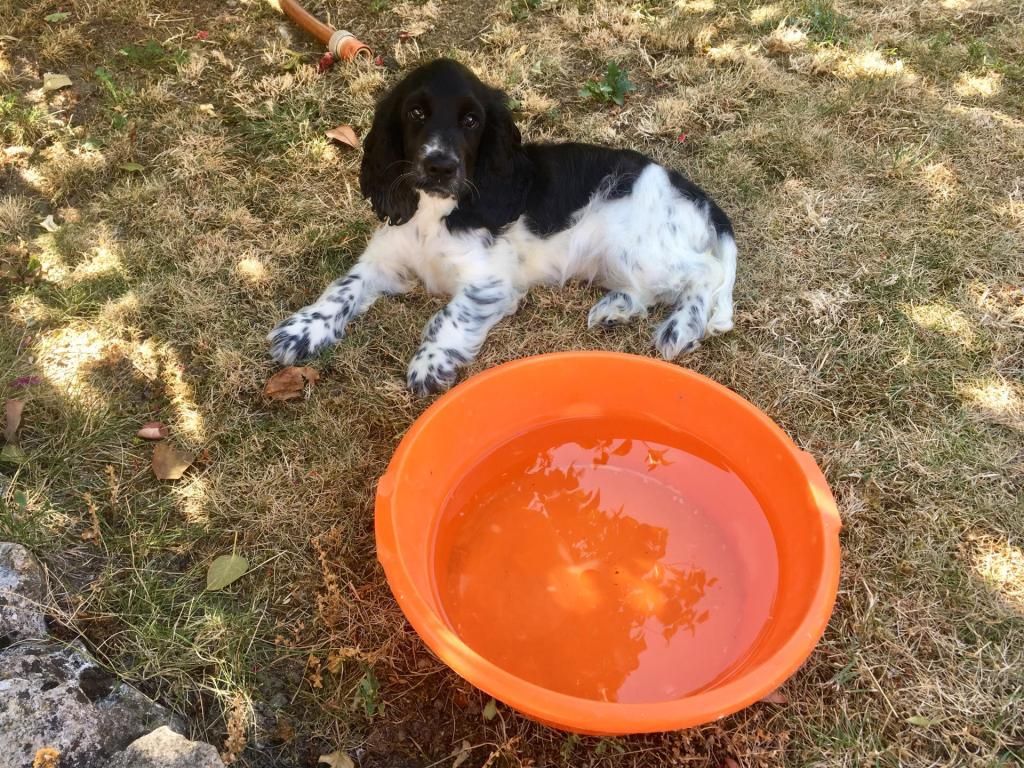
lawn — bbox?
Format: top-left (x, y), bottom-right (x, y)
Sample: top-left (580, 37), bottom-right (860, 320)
top-left (1, 0), bottom-right (1022, 766)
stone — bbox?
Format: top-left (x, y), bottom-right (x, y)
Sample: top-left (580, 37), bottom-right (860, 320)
top-left (104, 726), bottom-right (224, 768)
top-left (0, 641), bottom-right (175, 767)
top-left (0, 542), bottom-right (48, 643)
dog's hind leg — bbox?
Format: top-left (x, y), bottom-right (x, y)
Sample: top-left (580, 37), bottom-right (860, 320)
top-left (653, 289), bottom-right (711, 359)
top-left (653, 226), bottom-right (737, 359)
top-left (706, 231), bottom-right (737, 335)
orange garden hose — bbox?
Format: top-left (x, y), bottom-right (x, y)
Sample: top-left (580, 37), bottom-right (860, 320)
top-left (278, 0), bottom-right (372, 61)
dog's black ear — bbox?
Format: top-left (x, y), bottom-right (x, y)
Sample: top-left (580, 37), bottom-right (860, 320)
top-left (360, 87), bottom-right (417, 225)
top-left (449, 88), bottom-right (531, 232)
top-left (479, 87), bottom-right (524, 177)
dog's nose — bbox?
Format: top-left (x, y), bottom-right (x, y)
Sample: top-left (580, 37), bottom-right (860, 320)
top-left (424, 153), bottom-right (458, 181)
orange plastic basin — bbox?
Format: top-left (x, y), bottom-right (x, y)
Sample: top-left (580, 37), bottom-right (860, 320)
top-left (375, 352), bottom-right (841, 734)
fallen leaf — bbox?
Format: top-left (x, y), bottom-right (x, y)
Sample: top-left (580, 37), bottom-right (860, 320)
top-left (645, 447), bottom-right (670, 469)
top-left (452, 740), bottom-right (472, 768)
top-left (44, 11), bottom-right (70, 22)
top-left (206, 553), bottom-right (249, 590)
top-left (0, 444), bottom-right (27, 464)
top-left (33, 747), bottom-right (60, 768)
top-left (279, 48), bottom-right (305, 71)
top-left (307, 655), bottom-right (324, 689)
top-left (719, 759), bottom-right (741, 768)
top-left (119, 161), bottom-right (144, 172)
top-left (759, 689), bottom-right (788, 704)
top-left (42, 72), bottom-right (73, 92)
top-left (152, 442), bottom-right (194, 480)
top-left (317, 51), bottom-right (335, 73)
top-left (4, 399), bottom-right (25, 444)
top-left (263, 366), bottom-right (319, 401)
top-left (906, 715), bottom-right (942, 727)
top-left (482, 698), bottom-right (498, 721)
top-left (325, 124), bottom-right (359, 148)
top-left (39, 214), bottom-right (59, 232)
top-left (136, 421), bottom-right (168, 440)
top-left (272, 716), bottom-right (295, 744)
top-left (318, 750), bottom-right (355, 768)
top-left (11, 376), bottom-right (43, 389)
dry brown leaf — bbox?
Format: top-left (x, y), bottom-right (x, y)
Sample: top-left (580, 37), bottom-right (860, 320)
top-left (42, 72), bottom-right (72, 92)
top-left (137, 421), bottom-right (169, 440)
top-left (720, 759), bottom-right (741, 768)
top-left (152, 442), bottom-right (194, 480)
top-left (273, 716), bottom-right (295, 744)
top-left (452, 740), bottom-right (472, 768)
top-left (264, 366), bottom-right (319, 401)
top-left (325, 124), bottom-right (359, 149)
top-left (759, 689), bottom-right (788, 704)
top-left (4, 399), bottom-right (25, 444)
top-left (33, 747), bottom-right (60, 768)
top-left (318, 749), bottom-right (355, 768)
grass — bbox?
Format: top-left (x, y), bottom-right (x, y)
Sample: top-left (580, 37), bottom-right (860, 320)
top-left (1, 0), bottom-right (1023, 765)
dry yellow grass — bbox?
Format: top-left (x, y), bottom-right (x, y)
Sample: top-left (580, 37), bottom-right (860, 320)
top-left (1, 0), bottom-right (1022, 766)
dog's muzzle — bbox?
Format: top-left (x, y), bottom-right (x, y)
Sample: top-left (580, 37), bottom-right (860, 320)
top-left (417, 150), bottom-right (463, 196)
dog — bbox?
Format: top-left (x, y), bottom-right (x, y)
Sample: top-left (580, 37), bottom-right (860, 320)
top-left (268, 58), bottom-right (737, 395)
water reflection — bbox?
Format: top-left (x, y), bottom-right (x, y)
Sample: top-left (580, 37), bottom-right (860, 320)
top-left (440, 430), bottom-right (739, 703)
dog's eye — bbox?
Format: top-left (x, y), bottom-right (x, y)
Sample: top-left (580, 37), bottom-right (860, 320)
top-left (408, 107), bottom-right (426, 122)
top-left (461, 113), bottom-right (480, 129)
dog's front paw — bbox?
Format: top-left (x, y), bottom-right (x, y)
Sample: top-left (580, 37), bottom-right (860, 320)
top-left (587, 291), bottom-right (645, 329)
top-left (267, 306), bottom-right (340, 365)
top-left (406, 344), bottom-right (460, 396)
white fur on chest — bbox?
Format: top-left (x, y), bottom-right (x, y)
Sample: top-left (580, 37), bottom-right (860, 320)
top-left (380, 194), bottom-right (496, 295)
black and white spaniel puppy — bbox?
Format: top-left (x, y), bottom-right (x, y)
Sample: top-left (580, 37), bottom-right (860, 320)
top-left (268, 59), bottom-right (737, 395)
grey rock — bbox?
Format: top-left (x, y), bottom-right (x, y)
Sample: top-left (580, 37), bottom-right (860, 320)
top-left (105, 726), bottom-right (223, 768)
top-left (0, 542), bottom-right (48, 642)
top-left (0, 641), bottom-right (175, 767)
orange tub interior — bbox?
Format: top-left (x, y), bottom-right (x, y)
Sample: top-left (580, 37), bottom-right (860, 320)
top-left (375, 352), bottom-right (841, 734)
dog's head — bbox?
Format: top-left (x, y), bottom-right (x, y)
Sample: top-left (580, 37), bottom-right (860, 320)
top-left (360, 59), bottom-right (523, 225)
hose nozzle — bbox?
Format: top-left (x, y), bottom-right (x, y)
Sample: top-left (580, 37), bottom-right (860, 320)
top-left (328, 30), bottom-right (372, 61)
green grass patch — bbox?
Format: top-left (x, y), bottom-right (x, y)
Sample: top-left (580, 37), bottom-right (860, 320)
top-left (800, 0), bottom-right (849, 44)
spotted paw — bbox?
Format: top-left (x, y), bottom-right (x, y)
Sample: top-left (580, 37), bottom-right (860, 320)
top-left (587, 291), bottom-right (645, 329)
top-left (267, 305), bottom-right (340, 365)
top-left (406, 344), bottom-right (460, 396)
top-left (653, 316), bottom-right (701, 360)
